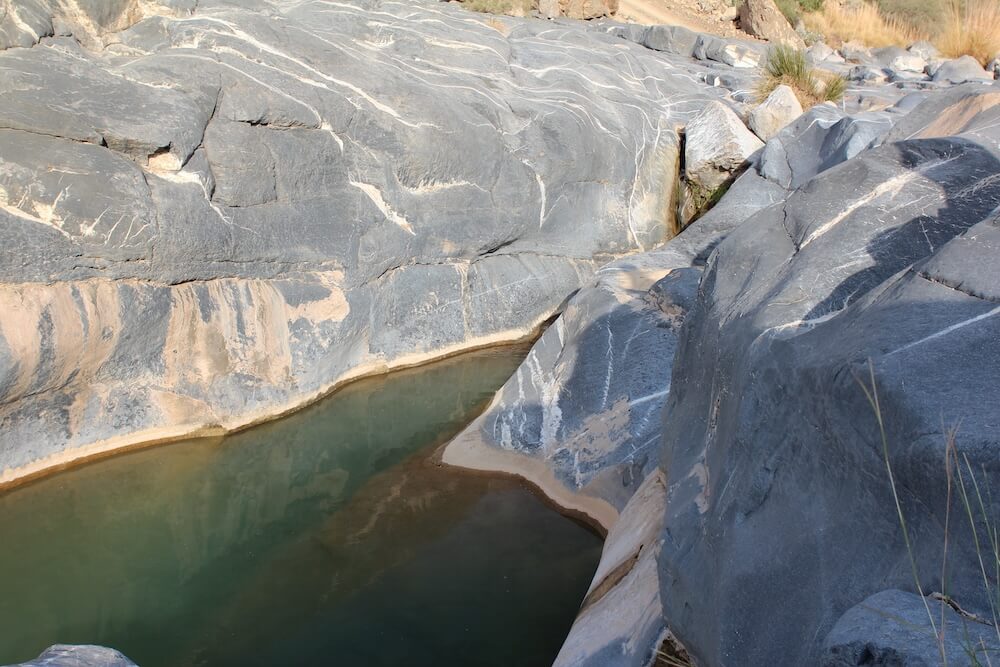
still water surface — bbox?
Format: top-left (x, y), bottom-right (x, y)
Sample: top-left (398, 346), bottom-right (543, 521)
top-left (0, 344), bottom-right (603, 666)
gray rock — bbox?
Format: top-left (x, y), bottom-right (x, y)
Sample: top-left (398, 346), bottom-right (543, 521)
top-left (640, 24), bottom-right (700, 57)
top-left (848, 65), bottom-right (888, 84)
top-left (907, 40), bottom-right (939, 61)
top-left (658, 88), bottom-right (1000, 665)
top-left (6, 645), bottom-right (136, 667)
top-left (874, 45), bottom-right (926, 73)
top-left (757, 104), bottom-right (895, 189)
top-left (685, 101), bottom-right (764, 192)
top-left (988, 57), bottom-right (1000, 79)
top-left (839, 41), bottom-right (874, 64)
top-left (933, 55), bottom-right (994, 83)
top-left (0, 0), bottom-right (715, 481)
top-left (807, 42), bottom-right (845, 64)
top-left (748, 84), bottom-right (804, 141)
top-left (823, 590), bottom-right (1000, 666)
top-left (693, 33), bottom-right (763, 68)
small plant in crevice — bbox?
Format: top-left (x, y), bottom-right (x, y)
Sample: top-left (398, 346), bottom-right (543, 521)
top-left (757, 45), bottom-right (848, 107)
top-left (857, 360), bottom-right (1000, 666)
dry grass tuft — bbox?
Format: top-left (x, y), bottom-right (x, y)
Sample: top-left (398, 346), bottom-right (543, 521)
top-left (757, 45), bottom-right (849, 107)
top-left (937, 0), bottom-right (1000, 66)
top-left (802, 2), bottom-right (925, 48)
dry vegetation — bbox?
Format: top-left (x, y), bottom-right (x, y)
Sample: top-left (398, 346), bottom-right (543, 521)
top-left (758, 45), bottom-right (848, 107)
top-left (803, 0), bottom-right (1000, 66)
top-left (937, 0), bottom-right (1000, 65)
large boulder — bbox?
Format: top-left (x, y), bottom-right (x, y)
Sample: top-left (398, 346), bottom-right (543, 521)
top-left (748, 84), bottom-right (803, 141)
top-left (658, 88), bottom-right (1000, 665)
top-left (684, 101), bottom-right (764, 193)
top-left (0, 0), bottom-right (712, 485)
top-left (737, 0), bottom-right (805, 48)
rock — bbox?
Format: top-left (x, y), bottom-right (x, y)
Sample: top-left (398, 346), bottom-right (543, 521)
top-left (443, 166), bottom-right (786, 523)
top-left (848, 65), bottom-right (887, 84)
top-left (822, 590), bottom-right (1000, 666)
top-left (907, 40), bottom-right (939, 61)
top-left (693, 34), bottom-right (764, 68)
top-left (684, 101), bottom-right (764, 192)
top-left (807, 42), bottom-right (845, 64)
top-left (757, 105), bottom-right (896, 190)
top-left (658, 88), bottom-right (1000, 665)
top-left (874, 45), bottom-right (926, 73)
top-left (6, 645), bottom-right (137, 667)
top-left (932, 55), bottom-right (994, 83)
top-left (839, 41), bottom-right (873, 64)
top-left (553, 472), bottom-right (669, 667)
top-left (737, 0), bottom-right (805, 48)
top-left (989, 57), bottom-right (1000, 79)
top-left (748, 84), bottom-right (804, 141)
top-left (0, 0), bottom-right (711, 484)
top-left (640, 24), bottom-right (700, 57)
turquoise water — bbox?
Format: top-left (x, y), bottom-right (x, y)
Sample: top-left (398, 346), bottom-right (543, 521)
top-left (0, 345), bottom-right (603, 667)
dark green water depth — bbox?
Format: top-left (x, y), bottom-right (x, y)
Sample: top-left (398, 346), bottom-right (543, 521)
top-left (0, 344), bottom-right (604, 667)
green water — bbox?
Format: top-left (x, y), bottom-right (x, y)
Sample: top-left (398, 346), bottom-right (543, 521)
top-left (0, 344), bottom-right (603, 667)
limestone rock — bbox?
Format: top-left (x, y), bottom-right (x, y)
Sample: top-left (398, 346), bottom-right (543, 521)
top-left (685, 101), bottom-right (764, 192)
top-left (932, 55), bottom-right (994, 83)
top-left (748, 84), bottom-right (804, 141)
top-left (807, 42), bottom-right (844, 64)
top-left (737, 0), bottom-right (805, 48)
top-left (823, 590), bottom-right (1000, 666)
top-left (6, 645), bottom-right (137, 667)
top-left (839, 41), bottom-right (873, 64)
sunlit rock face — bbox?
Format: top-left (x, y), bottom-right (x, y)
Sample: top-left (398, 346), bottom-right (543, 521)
top-left (0, 0), bottom-right (719, 479)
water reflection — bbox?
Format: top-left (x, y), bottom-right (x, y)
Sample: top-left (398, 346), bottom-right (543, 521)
top-left (0, 344), bottom-right (603, 667)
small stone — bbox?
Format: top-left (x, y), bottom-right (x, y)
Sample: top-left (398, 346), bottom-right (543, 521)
top-left (748, 84), bottom-right (804, 141)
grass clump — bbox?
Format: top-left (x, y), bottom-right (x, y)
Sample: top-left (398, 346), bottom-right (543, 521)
top-left (757, 45), bottom-right (849, 107)
top-left (802, 1), bottom-right (923, 47)
top-left (937, 0), bottom-right (1000, 66)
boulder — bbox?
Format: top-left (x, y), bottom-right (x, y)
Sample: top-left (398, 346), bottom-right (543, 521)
top-left (757, 105), bottom-right (896, 190)
top-left (807, 42), bottom-right (845, 64)
top-left (823, 590), bottom-right (1000, 666)
top-left (748, 84), bottom-right (804, 141)
top-left (684, 101), bottom-right (764, 192)
top-left (874, 45), bottom-right (926, 73)
top-left (839, 41), bottom-right (873, 64)
top-left (737, 0), bottom-right (805, 48)
top-left (640, 24), bottom-right (700, 57)
top-left (848, 65), bottom-right (888, 84)
top-left (658, 88), bottom-right (1000, 665)
top-left (932, 55), bottom-right (994, 83)
top-left (6, 645), bottom-right (136, 667)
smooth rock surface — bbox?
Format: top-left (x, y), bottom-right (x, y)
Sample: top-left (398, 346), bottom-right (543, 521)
top-left (0, 0), bottom-right (717, 482)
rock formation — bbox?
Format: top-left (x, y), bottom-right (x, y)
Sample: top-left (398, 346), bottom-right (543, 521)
top-left (0, 0), bottom-right (716, 485)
